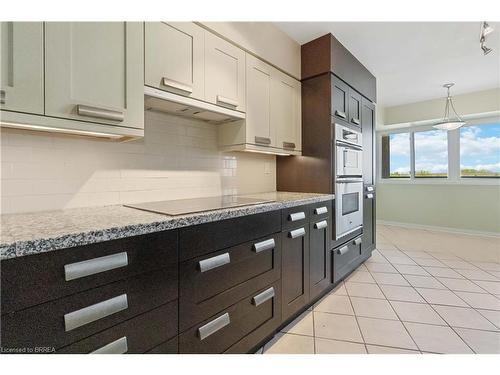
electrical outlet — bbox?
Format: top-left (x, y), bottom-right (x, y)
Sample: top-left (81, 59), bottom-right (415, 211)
top-left (264, 162), bottom-right (271, 175)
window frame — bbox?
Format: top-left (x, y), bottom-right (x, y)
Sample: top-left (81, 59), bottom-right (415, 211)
top-left (377, 117), bottom-right (500, 186)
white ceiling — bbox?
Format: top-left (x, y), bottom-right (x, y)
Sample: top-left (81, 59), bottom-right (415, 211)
top-left (274, 22), bottom-right (500, 107)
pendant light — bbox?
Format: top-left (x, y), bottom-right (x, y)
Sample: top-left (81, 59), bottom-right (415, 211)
top-left (433, 83), bottom-right (466, 131)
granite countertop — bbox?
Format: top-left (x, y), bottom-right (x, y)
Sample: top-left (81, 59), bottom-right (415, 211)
top-left (0, 192), bottom-right (334, 260)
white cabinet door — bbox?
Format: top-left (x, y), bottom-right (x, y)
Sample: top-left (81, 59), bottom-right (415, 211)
top-left (245, 54), bottom-right (273, 147)
top-left (145, 22), bottom-right (204, 100)
top-left (272, 70), bottom-right (301, 151)
top-left (45, 22), bottom-right (144, 129)
top-left (0, 22), bottom-right (44, 114)
top-left (205, 32), bottom-right (245, 112)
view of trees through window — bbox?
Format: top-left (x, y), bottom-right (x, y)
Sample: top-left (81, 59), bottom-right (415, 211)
top-left (460, 123), bottom-right (500, 177)
top-left (382, 133), bottom-right (410, 178)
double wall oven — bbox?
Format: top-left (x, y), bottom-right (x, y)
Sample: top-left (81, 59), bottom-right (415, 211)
top-left (334, 123), bottom-right (363, 240)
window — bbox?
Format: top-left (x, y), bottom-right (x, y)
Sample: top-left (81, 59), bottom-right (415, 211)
top-left (381, 133), bottom-right (411, 178)
top-left (414, 130), bottom-right (448, 178)
top-left (460, 123), bottom-right (500, 178)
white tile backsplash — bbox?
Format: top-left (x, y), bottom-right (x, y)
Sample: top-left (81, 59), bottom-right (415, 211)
top-left (0, 110), bottom-right (276, 214)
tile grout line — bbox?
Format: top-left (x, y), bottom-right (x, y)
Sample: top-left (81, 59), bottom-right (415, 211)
top-left (344, 280), bottom-right (369, 353)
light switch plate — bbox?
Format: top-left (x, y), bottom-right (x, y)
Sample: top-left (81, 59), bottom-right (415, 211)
top-left (264, 162), bottom-right (271, 174)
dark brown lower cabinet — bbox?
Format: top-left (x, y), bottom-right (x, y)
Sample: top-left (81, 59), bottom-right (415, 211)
top-left (146, 337), bottom-right (178, 354)
top-left (281, 225), bottom-right (310, 322)
top-left (309, 216), bottom-right (332, 300)
top-left (332, 236), bottom-right (363, 283)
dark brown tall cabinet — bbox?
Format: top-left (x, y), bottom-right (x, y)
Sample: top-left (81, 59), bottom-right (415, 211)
top-left (277, 33), bottom-right (377, 283)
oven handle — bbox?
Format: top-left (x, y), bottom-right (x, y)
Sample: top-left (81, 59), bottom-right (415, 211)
top-left (336, 179), bottom-right (363, 183)
top-left (336, 140), bottom-right (363, 150)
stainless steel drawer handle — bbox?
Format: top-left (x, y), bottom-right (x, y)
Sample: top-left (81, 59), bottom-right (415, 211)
top-left (253, 238), bottom-right (275, 253)
top-left (366, 193), bottom-right (374, 199)
top-left (162, 77), bottom-right (193, 94)
top-left (288, 212), bottom-right (306, 222)
top-left (198, 313), bottom-right (230, 340)
top-left (64, 252), bottom-right (128, 281)
top-left (198, 253), bottom-right (230, 273)
top-left (91, 336), bottom-right (128, 354)
top-left (0, 89), bottom-right (5, 104)
top-left (216, 95), bottom-right (238, 108)
top-left (354, 238), bottom-right (362, 246)
top-left (64, 294), bottom-right (128, 332)
top-left (314, 220), bottom-right (328, 230)
top-left (335, 110), bottom-right (346, 119)
top-left (337, 245), bottom-right (350, 255)
top-left (283, 142), bottom-right (296, 150)
top-left (314, 206), bottom-right (328, 215)
top-left (289, 227), bottom-right (306, 239)
top-left (351, 117), bottom-right (361, 125)
top-left (76, 104), bottom-right (124, 122)
top-left (255, 136), bottom-right (271, 145)
top-left (252, 287), bottom-right (275, 307)
top-left (366, 186), bottom-right (374, 192)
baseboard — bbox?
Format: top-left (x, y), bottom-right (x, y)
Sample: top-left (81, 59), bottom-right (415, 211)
top-left (376, 220), bottom-right (500, 238)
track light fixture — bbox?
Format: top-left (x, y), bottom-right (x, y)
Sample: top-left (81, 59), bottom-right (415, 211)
top-left (480, 21), bottom-right (494, 55)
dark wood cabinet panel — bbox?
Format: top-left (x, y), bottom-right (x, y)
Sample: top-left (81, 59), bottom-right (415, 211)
top-left (333, 237), bottom-right (363, 283)
top-left (146, 337), bottom-right (178, 354)
top-left (362, 98), bottom-right (376, 255)
top-left (331, 75), bottom-right (350, 122)
top-left (281, 204), bottom-right (309, 231)
top-left (348, 89), bottom-right (362, 127)
top-left (309, 215), bottom-right (332, 300)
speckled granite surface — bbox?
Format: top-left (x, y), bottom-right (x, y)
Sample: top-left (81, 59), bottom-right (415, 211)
top-left (1, 192), bottom-right (334, 260)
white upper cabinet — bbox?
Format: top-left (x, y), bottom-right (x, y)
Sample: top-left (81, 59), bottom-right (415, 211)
top-left (204, 32), bottom-right (246, 112)
top-left (44, 22), bottom-right (144, 129)
top-left (245, 54), bottom-right (273, 147)
top-left (145, 22), bottom-right (204, 100)
top-left (273, 70), bottom-right (302, 151)
top-left (0, 22), bottom-right (44, 114)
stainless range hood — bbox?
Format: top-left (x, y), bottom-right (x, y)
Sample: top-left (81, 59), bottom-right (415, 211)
top-left (144, 86), bottom-right (245, 124)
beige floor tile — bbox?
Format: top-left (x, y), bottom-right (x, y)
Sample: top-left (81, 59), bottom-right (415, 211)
top-left (366, 345), bottom-right (420, 354)
top-left (404, 275), bottom-right (446, 289)
top-left (404, 322), bottom-right (473, 353)
top-left (402, 251), bottom-right (435, 260)
top-left (424, 266), bottom-right (464, 279)
top-left (390, 300), bottom-right (446, 325)
top-left (473, 280), bottom-right (500, 294)
top-left (477, 309), bottom-right (500, 329)
top-left (366, 253), bottom-right (390, 264)
top-left (365, 262), bottom-right (398, 274)
top-left (345, 281), bottom-right (385, 299)
top-left (263, 333), bottom-right (315, 354)
top-left (432, 305), bottom-right (498, 331)
top-left (454, 291), bottom-right (500, 310)
top-left (394, 264), bottom-right (430, 276)
top-left (371, 272), bottom-right (409, 286)
top-left (411, 258), bottom-right (446, 267)
top-left (331, 282), bottom-right (348, 296)
top-left (488, 271), bottom-right (500, 279)
top-left (315, 338), bottom-right (367, 354)
top-left (429, 252), bottom-right (463, 261)
top-left (376, 244), bottom-right (400, 252)
top-left (380, 285), bottom-right (425, 303)
top-left (384, 256), bottom-right (417, 265)
top-left (314, 294), bottom-right (354, 315)
top-left (313, 312), bottom-right (363, 342)
top-left (350, 297), bottom-right (399, 320)
top-left (416, 288), bottom-right (468, 307)
top-left (472, 262), bottom-right (500, 272)
top-left (440, 259), bottom-right (479, 270)
top-left (456, 269), bottom-right (498, 281)
top-left (346, 270), bottom-right (376, 284)
top-left (281, 311), bottom-right (314, 336)
top-left (357, 317), bottom-right (418, 350)
top-left (437, 277), bottom-right (486, 293)
top-left (455, 328), bottom-right (500, 354)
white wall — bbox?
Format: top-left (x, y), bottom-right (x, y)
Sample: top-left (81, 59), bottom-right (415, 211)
top-left (0, 110), bottom-right (276, 214)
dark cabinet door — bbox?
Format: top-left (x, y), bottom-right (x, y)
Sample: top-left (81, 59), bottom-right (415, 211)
top-left (281, 225), bottom-right (310, 322)
top-left (348, 89), bottom-right (362, 128)
top-left (309, 217), bottom-right (332, 301)
top-left (331, 75), bottom-right (350, 122)
top-left (361, 98), bottom-right (376, 256)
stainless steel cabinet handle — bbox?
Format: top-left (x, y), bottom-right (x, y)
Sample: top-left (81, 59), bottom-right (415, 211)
top-left (255, 136), bottom-right (271, 145)
top-left (288, 212), bottom-right (306, 222)
top-left (252, 287), bottom-right (275, 307)
top-left (0, 90), bottom-right (5, 104)
top-left (289, 227), bottom-right (306, 239)
top-left (91, 336), bottom-right (128, 354)
top-left (162, 77), bottom-right (193, 94)
top-left (198, 253), bottom-right (230, 273)
top-left (314, 206), bottom-right (328, 215)
top-left (335, 110), bottom-right (347, 119)
top-left (216, 95), bottom-right (238, 108)
top-left (64, 294), bottom-right (128, 332)
top-left (337, 245), bottom-right (350, 255)
top-left (366, 186), bottom-right (374, 192)
top-left (64, 252), bottom-right (128, 281)
top-left (314, 220), bottom-right (328, 230)
top-left (76, 105), bottom-right (124, 122)
top-left (253, 238), bottom-right (275, 253)
top-left (366, 193), bottom-right (374, 199)
top-left (354, 238), bottom-right (362, 246)
top-left (351, 117), bottom-right (361, 125)
top-left (283, 142), bottom-right (296, 149)
top-left (198, 313), bottom-right (230, 340)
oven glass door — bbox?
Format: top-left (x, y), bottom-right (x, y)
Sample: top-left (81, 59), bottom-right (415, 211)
top-left (335, 180), bottom-right (363, 239)
top-left (336, 145), bottom-right (363, 176)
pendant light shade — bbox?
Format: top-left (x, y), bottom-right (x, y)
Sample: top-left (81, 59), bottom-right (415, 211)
top-left (433, 83), bottom-right (466, 131)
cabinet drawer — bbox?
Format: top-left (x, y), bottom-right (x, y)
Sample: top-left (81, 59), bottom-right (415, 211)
top-left (1, 267), bottom-right (177, 351)
top-left (281, 204), bottom-right (309, 231)
top-left (1, 230), bottom-right (178, 314)
top-left (179, 210), bottom-right (281, 261)
top-left (179, 233), bottom-right (281, 331)
top-left (58, 300), bottom-right (177, 354)
top-left (333, 236), bottom-right (362, 283)
top-left (146, 337), bottom-right (178, 354)
top-left (309, 201), bottom-right (331, 220)
top-left (179, 281), bottom-right (281, 354)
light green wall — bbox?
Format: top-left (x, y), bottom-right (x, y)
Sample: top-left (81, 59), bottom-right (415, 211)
top-left (377, 184), bottom-right (500, 234)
